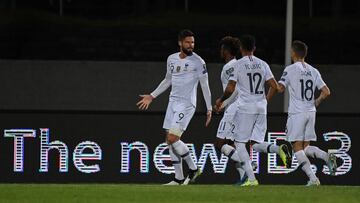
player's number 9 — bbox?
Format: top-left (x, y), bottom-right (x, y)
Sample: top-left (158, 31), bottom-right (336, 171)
top-left (178, 113), bottom-right (184, 121)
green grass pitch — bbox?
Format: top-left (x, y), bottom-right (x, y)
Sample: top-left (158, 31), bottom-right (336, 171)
top-left (0, 184), bottom-right (359, 203)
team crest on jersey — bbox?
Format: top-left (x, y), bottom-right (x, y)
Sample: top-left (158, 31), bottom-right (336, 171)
top-left (226, 67), bottom-right (234, 75)
top-left (184, 63), bottom-right (189, 71)
top-left (176, 66), bottom-right (181, 72)
top-left (170, 63), bottom-right (175, 73)
top-left (282, 71), bottom-right (288, 77)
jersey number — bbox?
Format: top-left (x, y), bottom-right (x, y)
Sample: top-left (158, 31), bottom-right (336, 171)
top-left (300, 79), bottom-right (314, 101)
top-left (247, 73), bottom-right (263, 94)
top-left (178, 113), bottom-right (184, 120)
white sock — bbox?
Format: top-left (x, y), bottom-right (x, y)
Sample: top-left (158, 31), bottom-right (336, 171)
top-left (252, 143), bottom-right (280, 154)
top-left (172, 140), bottom-right (197, 170)
top-left (221, 144), bottom-right (244, 179)
top-left (295, 150), bottom-right (317, 181)
top-left (169, 145), bottom-right (184, 180)
top-left (235, 162), bottom-right (245, 179)
top-left (221, 144), bottom-right (241, 162)
top-left (304, 146), bottom-right (329, 163)
top-left (235, 142), bottom-right (256, 181)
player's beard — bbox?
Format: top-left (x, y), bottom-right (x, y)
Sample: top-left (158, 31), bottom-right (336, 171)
top-left (181, 47), bottom-right (193, 56)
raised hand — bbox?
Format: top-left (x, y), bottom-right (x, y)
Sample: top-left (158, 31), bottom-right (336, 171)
top-left (136, 94), bottom-right (154, 110)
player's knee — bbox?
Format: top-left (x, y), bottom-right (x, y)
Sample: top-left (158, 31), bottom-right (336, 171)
top-left (169, 128), bottom-right (183, 136)
top-left (214, 138), bottom-right (226, 151)
top-left (226, 139), bottom-right (235, 147)
top-left (166, 133), bottom-right (180, 144)
top-left (303, 141), bottom-right (310, 149)
top-left (249, 140), bottom-right (259, 150)
top-left (249, 140), bottom-right (258, 145)
top-left (292, 141), bottom-right (304, 152)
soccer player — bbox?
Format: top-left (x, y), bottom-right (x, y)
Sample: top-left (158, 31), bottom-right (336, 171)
top-left (213, 36), bottom-right (246, 183)
top-left (215, 35), bottom-right (286, 186)
top-left (277, 40), bottom-right (337, 186)
top-left (214, 36), bottom-right (257, 184)
top-left (137, 29), bottom-right (212, 185)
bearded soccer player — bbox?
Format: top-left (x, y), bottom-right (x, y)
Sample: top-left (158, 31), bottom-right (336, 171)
top-left (137, 29), bottom-right (212, 185)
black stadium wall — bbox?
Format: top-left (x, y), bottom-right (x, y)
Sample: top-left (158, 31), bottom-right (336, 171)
top-left (0, 60), bottom-right (359, 185)
top-left (0, 60), bottom-right (359, 113)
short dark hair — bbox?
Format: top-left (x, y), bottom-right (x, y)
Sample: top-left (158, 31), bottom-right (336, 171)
top-left (292, 40), bottom-right (308, 58)
top-left (240, 35), bottom-right (256, 52)
top-left (220, 36), bottom-right (241, 56)
top-left (178, 29), bottom-right (194, 41)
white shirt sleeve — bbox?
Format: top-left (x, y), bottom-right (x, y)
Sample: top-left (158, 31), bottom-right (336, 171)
top-left (198, 61), bottom-right (212, 111)
top-left (279, 66), bottom-right (290, 88)
top-left (264, 63), bottom-right (274, 81)
top-left (228, 63), bottom-right (238, 82)
top-left (315, 69), bottom-right (326, 90)
top-left (150, 59), bottom-right (172, 98)
top-left (221, 88), bottom-right (238, 108)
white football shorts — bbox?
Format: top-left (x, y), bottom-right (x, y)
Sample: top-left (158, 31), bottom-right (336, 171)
top-left (286, 111), bottom-right (317, 142)
top-left (232, 113), bottom-right (267, 143)
top-left (163, 101), bottom-right (195, 136)
top-left (216, 102), bottom-right (237, 140)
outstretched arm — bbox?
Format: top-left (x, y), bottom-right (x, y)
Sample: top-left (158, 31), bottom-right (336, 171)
top-left (137, 72), bottom-right (171, 110)
top-left (150, 75), bottom-right (171, 98)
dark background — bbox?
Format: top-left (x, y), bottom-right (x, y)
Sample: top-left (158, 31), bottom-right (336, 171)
top-left (0, 60), bottom-right (358, 113)
top-left (0, 0), bottom-right (359, 63)
top-left (0, 0), bottom-right (359, 185)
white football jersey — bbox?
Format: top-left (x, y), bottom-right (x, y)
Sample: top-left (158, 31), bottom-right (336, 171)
top-left (220, 58), bottom-right (238, 108)
top-left (229, 55), bottom-right (274, 114)
top-left (166, 52), bottom-right (208, 107)
top-left (279, 62), bottom-right (326, 113)
top-left (221, 58), bottom-right (237, 91)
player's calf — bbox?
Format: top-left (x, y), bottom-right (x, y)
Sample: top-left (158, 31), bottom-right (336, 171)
top-left (327, 153), bottom-right (337, 176)
top-left (216, 139), bottom-right (241, 163)
top-left (304, 145), bottom-right (337, 175)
